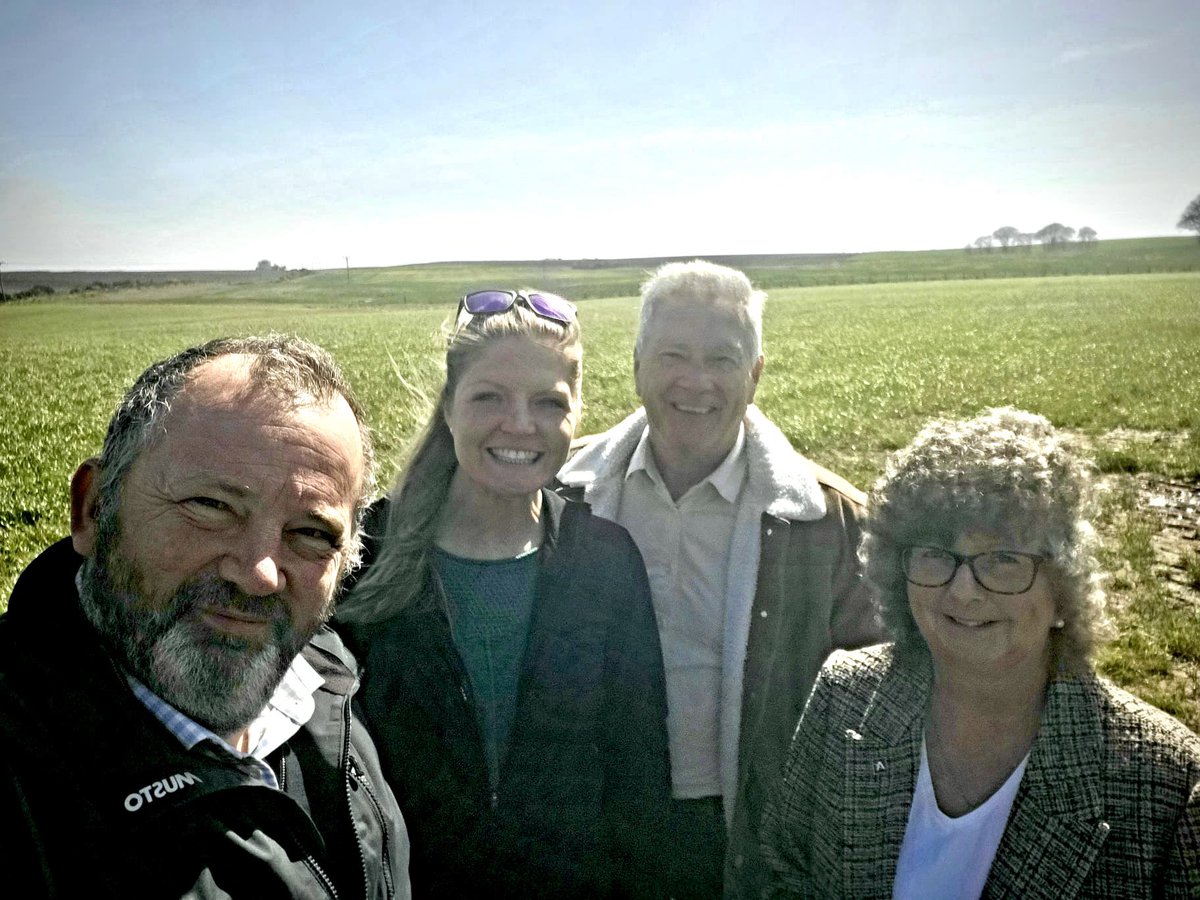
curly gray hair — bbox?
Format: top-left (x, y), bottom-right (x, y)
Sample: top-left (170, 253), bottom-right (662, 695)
top-left (860, 407), bottom-right (1108, 671)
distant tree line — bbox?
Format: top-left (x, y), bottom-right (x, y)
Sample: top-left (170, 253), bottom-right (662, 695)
top-left (1, 267), bottom-right (314, 303)
top-left (1179, 194), bottom-right (1200, 241)
top-left (966, 223), bottom-right (1097, 253)
top-left (0, 280), bottom-right (186, 303)
top-left (0, 284), bottom-right (55, 304)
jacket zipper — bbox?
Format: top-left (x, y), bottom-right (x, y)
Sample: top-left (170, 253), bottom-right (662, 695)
top-left (340, 690), bottom-right (373, 898)
top-left (280, 726), bottom-right (341, 898)
top-left (304, 855), bottom-right (341, 899)
top-left (436, 569), bottom-right (501, 811)
top-left (348, 755), bottom-right (394, 896)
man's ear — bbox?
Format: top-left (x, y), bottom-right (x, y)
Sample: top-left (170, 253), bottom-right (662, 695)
top-left (70, 459), bottom-right (103, 557)
top-left (748, 355), bottom-right (765, 401)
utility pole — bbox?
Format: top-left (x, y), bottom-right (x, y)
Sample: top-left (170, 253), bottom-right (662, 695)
top-left (344, 257), bottom-right (350, 284)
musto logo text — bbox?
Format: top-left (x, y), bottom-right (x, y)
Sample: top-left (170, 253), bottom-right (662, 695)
top-left (124, 772), bottom-right (204, 811)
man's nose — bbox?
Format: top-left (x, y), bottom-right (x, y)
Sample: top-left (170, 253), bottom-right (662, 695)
top-left (675, 362), bottom-right (713, 390)
top-left (218, 533), bottom-right (285, 597)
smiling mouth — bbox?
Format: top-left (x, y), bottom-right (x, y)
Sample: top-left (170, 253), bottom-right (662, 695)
top-left (200, 607), bottom-right (274, 639)
top-left (672, 402), bottom-right (714, 415)
top-left (946, 614), bottom-right (995, 628)
top-left (488, 448), bottom-right (542, 465)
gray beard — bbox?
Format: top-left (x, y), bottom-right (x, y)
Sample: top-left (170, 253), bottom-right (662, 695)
top-left (77, 513), bottom-right (326, 738)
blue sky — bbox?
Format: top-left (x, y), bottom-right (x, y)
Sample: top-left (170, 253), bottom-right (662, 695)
top-left (2, 0), bottom-right (1197, 270)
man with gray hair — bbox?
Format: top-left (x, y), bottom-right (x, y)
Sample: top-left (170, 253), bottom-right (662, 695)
top-left (0, 335), bottom-right (409, 898)
top-left (558, 260), bottom-right (881, 898)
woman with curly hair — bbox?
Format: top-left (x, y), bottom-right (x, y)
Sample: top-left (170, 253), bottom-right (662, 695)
top-left (761, 407), bottom-right (1199, 898)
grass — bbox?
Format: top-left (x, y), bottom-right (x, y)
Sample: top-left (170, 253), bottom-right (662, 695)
top-left (1093, 480), bottom-right (1200, 727)
top-left (1185, 550), bottom-right (1200, 591)
top-left (2, 263), bottom-right (1199, 729)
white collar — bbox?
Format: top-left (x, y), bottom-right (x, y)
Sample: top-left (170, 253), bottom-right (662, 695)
top-left (626, 423), bottom-right (747, 504)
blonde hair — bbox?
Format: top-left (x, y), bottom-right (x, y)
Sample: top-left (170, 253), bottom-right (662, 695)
top-left (341, 300), bottom-right (581, 622)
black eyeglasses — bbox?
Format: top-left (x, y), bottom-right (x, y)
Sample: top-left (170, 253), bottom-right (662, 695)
top-left (901, 546), bottom-right (1045, 595)
top-left (456, 289), bottom-right (577, 326)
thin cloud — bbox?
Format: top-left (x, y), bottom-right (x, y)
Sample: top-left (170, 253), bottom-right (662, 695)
top-left (1059, 38), bottom-right (1157, 64)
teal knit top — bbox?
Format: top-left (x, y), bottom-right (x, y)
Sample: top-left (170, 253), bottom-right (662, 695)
top-left (432, 546), bottom-right (540, 789)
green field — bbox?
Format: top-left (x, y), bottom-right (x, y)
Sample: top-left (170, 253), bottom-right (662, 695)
top-left (2, 259), bottom-right (1198, 727)
top-left (7, 236), bottom-right (1197, 304)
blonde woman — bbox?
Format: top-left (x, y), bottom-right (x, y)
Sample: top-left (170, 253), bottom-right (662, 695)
top-left (340, 291), bottom-right (670, 898)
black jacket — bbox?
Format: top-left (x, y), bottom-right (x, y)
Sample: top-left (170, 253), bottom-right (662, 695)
top-left (340, 491), bottom-right (671, 898)
top-left (0, 538), bottom-right (410, 899)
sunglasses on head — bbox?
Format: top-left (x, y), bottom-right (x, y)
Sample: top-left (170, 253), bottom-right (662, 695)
top-left (457, 289), bottom-right (577, 326)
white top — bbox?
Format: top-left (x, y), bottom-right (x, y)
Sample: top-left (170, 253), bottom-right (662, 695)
top-left (616, 425), bottom-right (747, 798)
top-left (243, 652), bottom-right (325, 758)
top-left (892, 736), bottom-right (1029, 900)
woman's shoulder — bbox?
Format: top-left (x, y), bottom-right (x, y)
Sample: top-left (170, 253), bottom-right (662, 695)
top-left (553, 493), bottom-right (641, 557)
top-left (1044, 670), bottom-right (1200, 810)
top-left (805, 644), bottom-right (932, 733)
top-left (812, 643), bottom-right (920, 704)
top-left (1083, 673), bottom-right (1200, 767)
top-left (820, 642), bottom-right (903, 684)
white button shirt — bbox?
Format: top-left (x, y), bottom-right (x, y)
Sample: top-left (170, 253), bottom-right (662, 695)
top-left (616, 425), bottom-right (747, 798)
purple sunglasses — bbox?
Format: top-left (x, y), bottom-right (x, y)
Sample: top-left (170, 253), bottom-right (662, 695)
top-left (457, 289), bottom-right (577, 326)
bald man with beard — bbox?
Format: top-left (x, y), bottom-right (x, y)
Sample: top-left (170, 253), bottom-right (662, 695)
top-left (0, 335), bottom-right (409, 899)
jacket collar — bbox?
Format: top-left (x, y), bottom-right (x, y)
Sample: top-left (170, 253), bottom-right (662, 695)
top-left (1021, 671), bottom-right (1105, 814)
top-left (559, 405), bottom-right (826, 521)
top-left (858, 650), bottom-right (1107, 805)
top-left (855, 646), bottom-right (932, 745)
top-left (987, 670), bottom-right (1110, 898)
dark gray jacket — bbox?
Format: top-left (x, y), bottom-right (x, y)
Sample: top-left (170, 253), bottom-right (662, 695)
top-left (0, 537), bottom-right (410, 899)
top-left (340, 490), bottom-right (671, 898)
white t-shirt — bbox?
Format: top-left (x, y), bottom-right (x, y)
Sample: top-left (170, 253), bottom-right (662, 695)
top-left (892, 736), bottom-right (1029, 900)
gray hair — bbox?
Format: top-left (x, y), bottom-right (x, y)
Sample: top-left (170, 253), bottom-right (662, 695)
top-left (96, 334), bottom-right (376, 572)
top-left (860, 407), bottom-right (1108, 671)
top-left (341, 299), bottom-right (582, 623)
top-left (635, 260), bottom-right (766, 361)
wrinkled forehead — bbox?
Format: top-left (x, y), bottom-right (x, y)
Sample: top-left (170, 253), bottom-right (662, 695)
top-left (163, 373), bottom-right (364, 482)
top-left (642, 300), bottom-right (753, 353)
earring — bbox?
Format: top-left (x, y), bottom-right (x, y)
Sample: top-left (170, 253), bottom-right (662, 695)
top-left (1053, 619), bottom-right (1065, 629)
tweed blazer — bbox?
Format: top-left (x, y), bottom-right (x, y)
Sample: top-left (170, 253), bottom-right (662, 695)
top-left (761, 644), bottom-right (1200, 899)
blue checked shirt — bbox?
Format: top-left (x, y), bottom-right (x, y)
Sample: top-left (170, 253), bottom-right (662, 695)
top-left (127, 653), bottom-right (325, 790)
